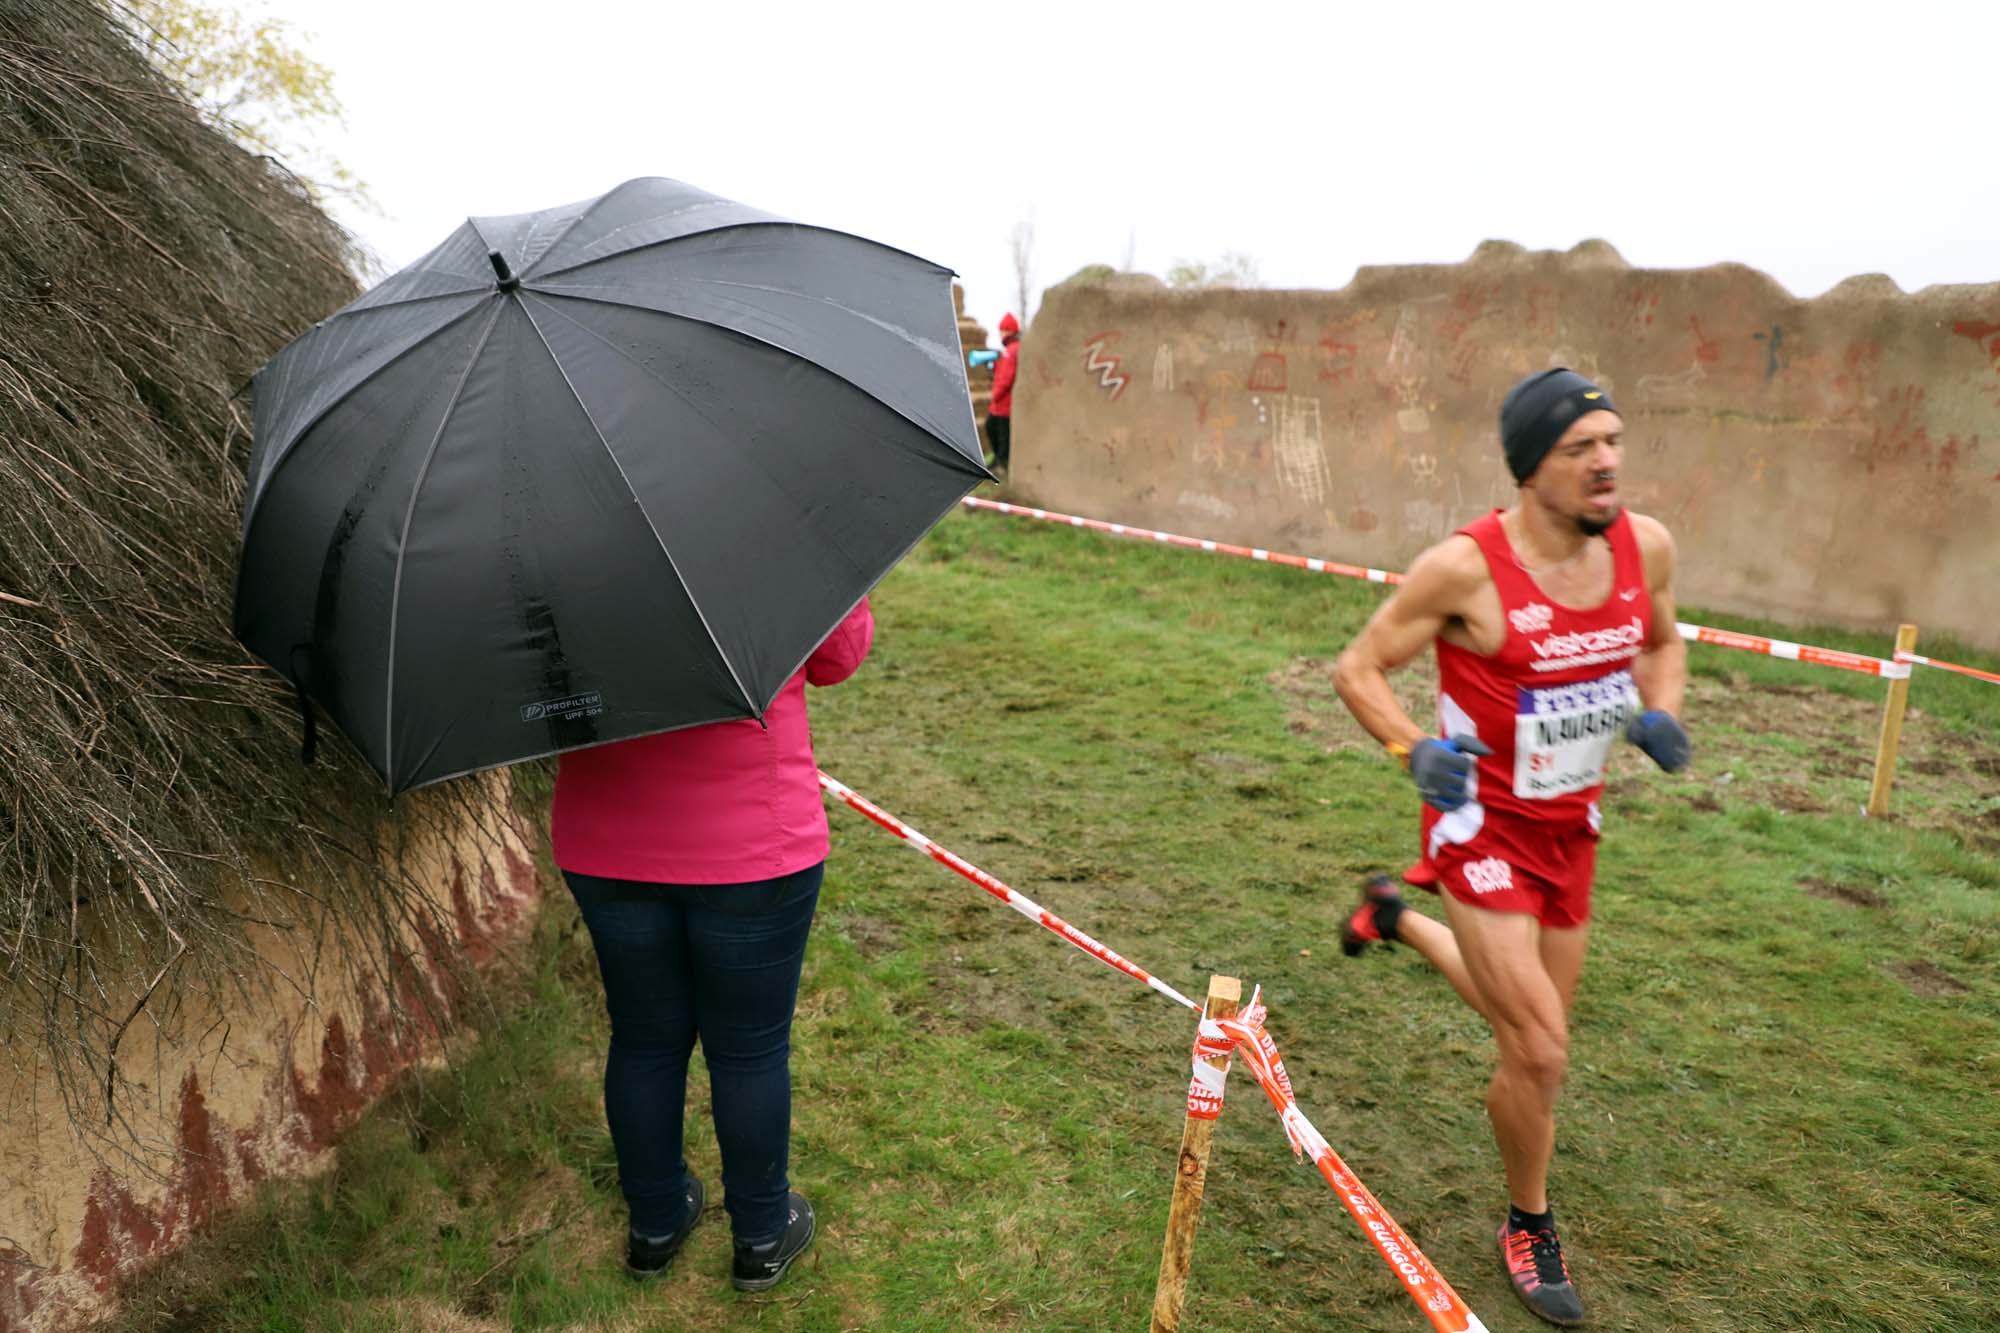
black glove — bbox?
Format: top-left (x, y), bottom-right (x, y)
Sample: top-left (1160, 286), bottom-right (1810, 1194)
top-left (1409, 735), bottom-right (1494, 812)
top-left (1626, 709), bottom-right (1691, 772)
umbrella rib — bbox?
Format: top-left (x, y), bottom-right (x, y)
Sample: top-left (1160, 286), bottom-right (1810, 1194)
top-left (526, 288), bottom-right (988, 479)
top-left (512, 296), bottom-right (762, 718)
top-left (382, 300), bottom-right (508, 791)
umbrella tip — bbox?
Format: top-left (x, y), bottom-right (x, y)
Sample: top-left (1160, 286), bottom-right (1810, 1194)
top-left (488, 249), bottom-right (520, 293)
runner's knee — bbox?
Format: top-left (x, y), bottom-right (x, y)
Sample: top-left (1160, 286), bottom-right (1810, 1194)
top-left (1500, 1023), bottom-right (1568, 1093)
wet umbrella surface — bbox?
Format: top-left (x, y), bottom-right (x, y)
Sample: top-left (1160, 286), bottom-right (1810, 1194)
top-left (235, 177), bottom-right (989, 793)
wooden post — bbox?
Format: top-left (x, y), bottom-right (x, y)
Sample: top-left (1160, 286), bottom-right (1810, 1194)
top-left (1867, 624), bottom-right (1920, 818)
top-left (1151, 975), bottom-right (1240, 1333)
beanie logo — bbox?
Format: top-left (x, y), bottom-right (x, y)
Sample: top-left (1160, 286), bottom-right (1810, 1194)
top-left (1582, 392), bottom-right (1602, 400)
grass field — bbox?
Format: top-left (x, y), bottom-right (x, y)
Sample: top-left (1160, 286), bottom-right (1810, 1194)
top-left (113, 506), bottom-right (2000, 1331)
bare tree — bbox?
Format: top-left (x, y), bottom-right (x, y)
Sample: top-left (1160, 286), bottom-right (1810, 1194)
top-left (1008, 215), bottom-right (1035, 325)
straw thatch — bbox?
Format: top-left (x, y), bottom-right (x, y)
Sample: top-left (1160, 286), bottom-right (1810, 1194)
top-left (0, 0), bottom-right (507, 1141)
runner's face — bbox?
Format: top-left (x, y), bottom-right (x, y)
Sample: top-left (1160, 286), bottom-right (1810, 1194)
top-left (1531, 410), bottom-right (1623, 535)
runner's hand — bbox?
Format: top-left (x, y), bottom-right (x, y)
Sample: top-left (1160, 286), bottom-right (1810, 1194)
top-left (1626, 710), bottom-right (1691, 772)
top-left (1409, 736), bottom-right (1494, 813)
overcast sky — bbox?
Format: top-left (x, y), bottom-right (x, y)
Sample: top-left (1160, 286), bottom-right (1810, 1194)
top-left (252, 0), bottom-right (1994, 338)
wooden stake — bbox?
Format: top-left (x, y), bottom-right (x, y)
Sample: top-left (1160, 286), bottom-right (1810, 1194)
top-left (1151, 975), bottom-right (1240, 1333)
top-left (1867, 624), bottom-right (1920, 818)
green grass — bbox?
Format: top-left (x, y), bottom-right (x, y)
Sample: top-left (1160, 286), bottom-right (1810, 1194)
top-left (113, 510), bottom-right (2000, 1331)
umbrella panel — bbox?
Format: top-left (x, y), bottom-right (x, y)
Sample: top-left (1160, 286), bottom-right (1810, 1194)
top-left (519, 290), bottom-right (983, 709)
top-left (380, 298), bottom-right (754, 790)
top-left (532, 225), bottom-right (977, 461)
top-left (237, 304), bottom-right (500, 780)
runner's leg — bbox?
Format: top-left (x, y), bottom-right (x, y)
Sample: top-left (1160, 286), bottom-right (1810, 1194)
top-left (1440, 894), bottom-right (1568, 1215)
top-left (1537, 923), bottom-right (1590, 1019)
top-left (1384, 909), bottom-right (1492, 1022)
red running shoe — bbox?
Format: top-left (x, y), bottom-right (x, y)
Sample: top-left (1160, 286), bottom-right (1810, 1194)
top-left (1339, 874), bottom-right (1403, 956)
top-left (1498, 1219), bottom-right (1586, 1326)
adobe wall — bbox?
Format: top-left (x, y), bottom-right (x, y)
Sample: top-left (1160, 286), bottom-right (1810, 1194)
top-left (0, 786), bottom-right (540, 1332)
top-left (1010, 243), bottom-right (2000, 653)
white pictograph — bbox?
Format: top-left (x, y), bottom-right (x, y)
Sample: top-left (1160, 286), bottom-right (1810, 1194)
top-left (1387, 306), bottom-right (1422, 370)
top-left (1083, 335), bottom-right (1128, 400)
top-left (1153, 343), bottom-right (1175, 393)
top-left (1636, 363), bottom-right (1707, 401)
top-left (1409, 452), bottom-right (1442, 488)
top-left (1177, 490), bottom-right (1237, 521)
top-left (1271, 394), bottom-right (1330, 505)
top-left (1394, 375), bottom-right (1431, 434)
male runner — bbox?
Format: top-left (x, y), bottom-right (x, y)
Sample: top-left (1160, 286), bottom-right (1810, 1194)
top-left (1331, 368), bottom-right (1691, 1327)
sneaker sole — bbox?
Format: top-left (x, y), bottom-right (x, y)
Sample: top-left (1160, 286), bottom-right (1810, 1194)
top-left (731, 1212), bottom-right (817, 1292)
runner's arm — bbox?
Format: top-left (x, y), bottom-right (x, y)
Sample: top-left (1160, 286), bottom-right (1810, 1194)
top-left (1333, 537), bottom-right (1481, 754)
top-left (1630, 515), bottom-right (1686, 718)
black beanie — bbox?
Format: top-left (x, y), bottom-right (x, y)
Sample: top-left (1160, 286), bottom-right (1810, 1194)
top-left (1500, 368), bottom-right (1619, 482)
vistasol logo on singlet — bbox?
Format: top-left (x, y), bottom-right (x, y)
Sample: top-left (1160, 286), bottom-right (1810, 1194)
top-left (1526, 616), bottom-right (1645, 672)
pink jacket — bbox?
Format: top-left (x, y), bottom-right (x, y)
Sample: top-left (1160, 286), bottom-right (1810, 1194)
top-left (550, 598), bottom-right (874, 884)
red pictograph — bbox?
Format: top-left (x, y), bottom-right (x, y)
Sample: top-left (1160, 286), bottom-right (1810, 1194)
top-left (1247, 319), bottom-right (1288, 392)
top-left (1952, 319), bottom-right (2000, 365)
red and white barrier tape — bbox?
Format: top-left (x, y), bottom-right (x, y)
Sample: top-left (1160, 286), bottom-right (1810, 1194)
top-left (960, 495), bottom-right (1403, 585)
top-left (1200, 989), bottom-right (1489, 1333)
top-left (960, 494), bottom-right (1919, 683)
top-left (822, 770), bottom-right (1484, 1328)
top-left (1896, 650), bottom-right (2000, 686)
top-left (816, 771), bottom-right (1198, 1010)
top-left (1674, 623), bottom-right (1909, 679)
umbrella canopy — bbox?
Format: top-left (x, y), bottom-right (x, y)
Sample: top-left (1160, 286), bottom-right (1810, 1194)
top-left (235, 177), bottom-right (989, 794)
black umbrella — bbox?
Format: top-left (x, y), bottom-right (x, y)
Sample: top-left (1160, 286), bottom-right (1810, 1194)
top-left (234, 177), bottom-right (989, 794)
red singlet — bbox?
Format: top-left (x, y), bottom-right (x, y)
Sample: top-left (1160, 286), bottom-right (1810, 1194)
top-left (1410, 509), bottom-right (1653, 928)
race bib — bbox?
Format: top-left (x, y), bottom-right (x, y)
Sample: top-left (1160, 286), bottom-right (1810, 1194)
top-left (1513, 671), bottom-right (1638, 799)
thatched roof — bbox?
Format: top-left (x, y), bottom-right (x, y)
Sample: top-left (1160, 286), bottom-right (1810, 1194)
top-left (0, 0), bottom-right (495, 1130)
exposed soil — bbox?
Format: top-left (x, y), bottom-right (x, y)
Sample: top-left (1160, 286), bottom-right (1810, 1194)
top-left (1882, 959), bottom-right (1972, 997)
top-left (1799, 877), bottom-right (1886, 909)
top-left (831, 911), bottom-right (901, 961)
top-left (1269, 654), bottom-right (1435, 755)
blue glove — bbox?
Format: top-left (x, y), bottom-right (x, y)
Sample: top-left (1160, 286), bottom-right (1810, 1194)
top-left (1409, 735), bottom-right (1494, 813)
top-left (1626, 709), bottom-right (1691, 772)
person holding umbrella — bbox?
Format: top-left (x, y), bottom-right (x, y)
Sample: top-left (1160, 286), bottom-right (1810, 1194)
top-left (233, 178), bottom-right (992, 1287)
top-left (551, 594), bottom-right (874, 1287)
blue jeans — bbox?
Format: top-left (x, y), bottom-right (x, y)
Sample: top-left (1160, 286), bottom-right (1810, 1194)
top-left (563, 862), bottom-right (822, 1243)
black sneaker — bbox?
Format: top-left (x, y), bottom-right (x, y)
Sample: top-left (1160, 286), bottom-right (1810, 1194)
top-left (731, 1191), bottom-right (816, 1292)
top-left (1498, 1218), bottom-right (1585, 1326)
top-left (1340, 874), bottom-right (1404, 956)
top-left (625, 1175), bottom-right (704, 1280)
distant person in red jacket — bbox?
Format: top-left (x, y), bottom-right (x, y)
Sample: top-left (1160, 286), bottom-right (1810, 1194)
top-left (986, 311), bottom-right (1020, 472)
